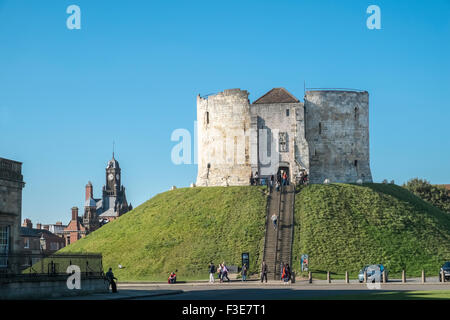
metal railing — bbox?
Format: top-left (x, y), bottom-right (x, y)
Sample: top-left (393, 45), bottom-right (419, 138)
top-left (273, 185), bottom-right (283, 279)
top-left (0, 253), bottom-right (104, 281)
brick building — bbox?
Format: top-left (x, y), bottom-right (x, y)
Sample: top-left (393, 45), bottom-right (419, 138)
top-left (62, 207), bottom-right (87, 246)
top-left (20, 219), bottom-right (65, 254)
top-left (62, 154), bottom-right (132, 246)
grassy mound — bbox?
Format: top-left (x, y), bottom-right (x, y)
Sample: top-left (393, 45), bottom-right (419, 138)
top-left (60, 186), bottom-right (267, 281)
top-left (61, 182), bottom-right (450, 282)
top-left (292, 183), bottom-right (450, 278)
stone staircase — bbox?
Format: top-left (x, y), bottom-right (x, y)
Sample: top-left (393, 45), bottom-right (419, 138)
top-left (262, 184), bottom-right (295, 280)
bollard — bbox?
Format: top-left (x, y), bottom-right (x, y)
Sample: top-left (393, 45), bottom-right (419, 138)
top-left (308, 272), bottom-right (312, 284)
top-left (363, 270), bottom-right (367, 283)
top-left (402, 270), bottom-right (406, 283)
top-left (327, 271), bottom-right (331, 283)
top-left (382, 270), bottom-right (386, 283)
top-left (422, 270), bottom-right (425, 284)
top-left (345, 271), bottom-right (349, 284)
top-left (441, 269), bottom-right (445, 283)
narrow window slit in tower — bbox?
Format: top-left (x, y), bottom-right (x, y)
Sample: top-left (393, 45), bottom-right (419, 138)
top-left (319, 122), bottom-right (322, 135)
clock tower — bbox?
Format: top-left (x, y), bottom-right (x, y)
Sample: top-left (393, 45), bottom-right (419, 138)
top-left (105, 153), bottom-right (121, 196)
top-left (99, 152), bottom-right (132, 221)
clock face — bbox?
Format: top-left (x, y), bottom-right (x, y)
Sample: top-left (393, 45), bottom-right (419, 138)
top-left (108, 174), bottom-right (114, 181)
top-left (116, 174), bottom-right (120, 180)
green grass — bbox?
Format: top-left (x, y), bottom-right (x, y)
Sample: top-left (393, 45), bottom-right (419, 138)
top-left (61, 182), bottom-right (450, 283)
top-left (292, 183), bottom-right (450, 278)
top-left (60, 186), bottom-right (268, 281)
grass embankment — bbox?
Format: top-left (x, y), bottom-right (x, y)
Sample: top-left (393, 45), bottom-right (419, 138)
top-left (60, 186), bottom-right (267, 281)
top-left (61, 182), bottom-right (450, 283)
top-left (293, 183), bottom-right (450, 279)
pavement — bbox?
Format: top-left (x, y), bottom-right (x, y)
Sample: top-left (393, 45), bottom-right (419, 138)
top-left (55, 278), bottom-right (450, 300)
top-left (54, 288), bottom-right (183, 300)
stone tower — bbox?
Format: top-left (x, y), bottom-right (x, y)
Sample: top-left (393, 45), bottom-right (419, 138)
top-left (304, 90), bottom-right (372, 184)
top-left (250, 88), bottom-right (310, 182)
top-left (196, 89), bottom-right (252, 186)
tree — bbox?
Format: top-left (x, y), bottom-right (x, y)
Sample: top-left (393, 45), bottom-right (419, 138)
top-left (403, 178), bottom-right (450, 214)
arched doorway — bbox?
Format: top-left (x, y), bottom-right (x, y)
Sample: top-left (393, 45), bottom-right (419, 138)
top-left (277, 166), bottom-right (290, 185)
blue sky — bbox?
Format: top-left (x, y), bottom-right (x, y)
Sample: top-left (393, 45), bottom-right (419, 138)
top-left (0, 0), bottom-right (449, 225)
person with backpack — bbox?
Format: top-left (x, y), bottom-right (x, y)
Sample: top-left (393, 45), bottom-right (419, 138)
top-left (209, 262), bottom-right (216, 283)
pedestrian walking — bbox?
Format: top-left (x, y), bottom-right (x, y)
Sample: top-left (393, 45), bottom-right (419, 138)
top-left (217, 264), bottom-right (222, 282)
top-left (105, 267), bottom-right (118, 293)
top-left (209, 262), bottom-right (216, 283)
top-left (271, 213), bottom-right (278, 230)
top-left (261, 261), bottom-right (268, 283)
top-left (241, 264), bottom-right (248, 282)
top-left (221, 263), bottom-right (230, 282)
top-left (282, 171), bottom-right (288, 186)
top-left (282, 264), bottom-right (291, 285)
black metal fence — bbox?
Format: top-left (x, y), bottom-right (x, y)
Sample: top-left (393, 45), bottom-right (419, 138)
top-left (0, 253), bottom-right (104, 281)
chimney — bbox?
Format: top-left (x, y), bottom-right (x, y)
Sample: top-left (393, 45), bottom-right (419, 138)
top-left (36, 223), bottom-right (42, 230)
top-left (56, 221), bottom-right (62, 226)
top-left (85, 181), bottom-right (93, 201)
top-left (71, 207), bottom-right (79, 221)
top-left (43, 225), bottom-right (49, 231)
top-left (22, 219), bottom-right (32, 228)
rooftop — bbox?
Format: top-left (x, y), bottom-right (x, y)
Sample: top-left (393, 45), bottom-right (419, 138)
top-left (253, 88), bottom-right (300, 104)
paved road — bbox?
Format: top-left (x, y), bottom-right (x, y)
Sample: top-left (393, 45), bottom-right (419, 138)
top-left (116, 280), bottom-right (450, 300)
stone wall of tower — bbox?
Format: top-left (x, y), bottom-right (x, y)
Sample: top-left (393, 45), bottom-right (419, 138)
top-left (196, 89), bottom-right (252, 186)
top-left (250, 102), bottom-right (309, 182)
top-left (304, 90), bottom-right (372, 184)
